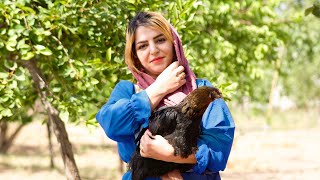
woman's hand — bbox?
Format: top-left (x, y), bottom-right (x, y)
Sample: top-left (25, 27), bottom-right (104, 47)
top-left (139, 130), bottom-right (184, 180)
top-left (161, 169), bottom-right (183, 180)
top-left (155, 61), bottom-right (186, 94)
top-left (140, 129), bottom-right (197, 164)
top-left (140, 129), bottom-right (174, 161)
top-left (145, 61), bottom-right (186, 110)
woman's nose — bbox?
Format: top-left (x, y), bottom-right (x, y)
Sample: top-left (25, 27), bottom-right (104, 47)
top-left (150, 42), bottom-right (159, 55)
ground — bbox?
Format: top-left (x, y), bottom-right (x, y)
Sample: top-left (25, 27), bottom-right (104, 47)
top-left (0, 121), bottom-right (319, 180)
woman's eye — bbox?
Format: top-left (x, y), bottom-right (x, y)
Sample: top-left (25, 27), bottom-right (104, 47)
top-left (157, 38), bottom-right (166, 43)
top-left (138, 44), bottom-right (147, 50)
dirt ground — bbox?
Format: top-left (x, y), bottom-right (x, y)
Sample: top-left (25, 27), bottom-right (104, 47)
top-left (0, 122), bottom-right (319, 180)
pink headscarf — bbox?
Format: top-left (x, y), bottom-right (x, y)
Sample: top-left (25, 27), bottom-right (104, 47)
top-left (129, 25), bottom-right (197, 108)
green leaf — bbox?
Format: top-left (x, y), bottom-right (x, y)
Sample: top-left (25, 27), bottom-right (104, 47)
top-left (15, 73), bottom-right (26, 81)
top-left (42, 30), bottom-right (51, 36)
top-left (40, 48), bottom-right (53, 56)
top-left (312, 4), bottom-right (320, 18)
top-left (9, 80), bottom-right (17, 89)
top-left (34, 44), bottom-right (46, 51)
top-left (0, 73), bottom-right (8, 79)
top-left (6, 44), bottom-right (15, 51)
top-left (14, 24), bottom-right (25, 34)
top-left (6, 38), bottom-right (17, 51)
top-left (4, 61), bottom-right (17, 70)
top-left (177, 0), bottom-right (183, 11)
top-left (21, 52), bottom-right (35, 60)
top-left (19, 6), bottom-right (36, 14)
top-left (52, 87), bottom-right (61, 92)
top-left (91, 78), bottom-right (99, 85)
top-left (1, 109), bottom-right (13, 117)
top-left (106, 47), bottom-right (112, 61)
top-left (305, 7), bottom-right (314, 16)
top-left (0, 96), bottom-right (9, 103)
top-left (59, 110), bottom-right (69, 122)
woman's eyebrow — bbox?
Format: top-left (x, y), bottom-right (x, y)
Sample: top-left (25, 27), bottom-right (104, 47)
top-left (153, 34), bottom-right (165, 39)
top-left (136, 34), bottom-right (165, 45)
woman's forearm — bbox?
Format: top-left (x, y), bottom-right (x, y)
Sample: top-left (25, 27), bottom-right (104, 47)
top-left (141, 130), bottom-right (197, 164)
top-left (145, 83), bottom-right (167, 110)
top-left (165, 152), bottom-right (197, 164)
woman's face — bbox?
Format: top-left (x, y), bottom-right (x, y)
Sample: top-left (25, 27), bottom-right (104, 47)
top-left (134, 26), bottom-right (174, 79)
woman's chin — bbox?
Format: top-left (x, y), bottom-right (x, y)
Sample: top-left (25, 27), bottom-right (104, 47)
top-left (149, 69), bottom-right (165, 76)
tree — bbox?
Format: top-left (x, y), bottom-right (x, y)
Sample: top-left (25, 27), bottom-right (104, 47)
top-left (0, 0), bottom-right (198, 179)
top-left (0, 60), bottom-right (35, 153)
top-left (182, 0), bottom-right (288, 102)
top-left (1, 0), bottom-right (318, 179)
top-left (305, 1), bottom-right (320, 18)
top-left (280, 0), bottom-right (320, 107)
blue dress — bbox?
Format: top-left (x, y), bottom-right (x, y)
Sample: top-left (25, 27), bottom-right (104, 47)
top-left (96, 79), bottom-right (235, 180)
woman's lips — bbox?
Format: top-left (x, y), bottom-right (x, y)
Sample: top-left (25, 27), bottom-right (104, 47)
top-left (151, 57), bottom-right (164, 63)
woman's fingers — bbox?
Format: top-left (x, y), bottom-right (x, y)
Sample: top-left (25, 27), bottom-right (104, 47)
top-left (151, 62), bottom-right (186, 97)
top-left (140, 130), bottom-right (148, 156)
top-left (175, 65), bottom-right (185, 75)
top-left (168, 169), bottom-right (183, 179)
top-left (140, 130), bottom-right (155, 157)
top-left (166, 61), bottom-right (179, 71)
top-left (161, 170), bottom-right (183, 180)
top-left (161, 174), bottom-right (170, 180)
top-left (178, 72), bottom-right (186, 80)
top-left (174, 66), bottom-right (185, 84)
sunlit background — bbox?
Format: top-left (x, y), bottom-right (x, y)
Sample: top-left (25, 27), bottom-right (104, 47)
top-left (1, 0), bottom-right (319, 179)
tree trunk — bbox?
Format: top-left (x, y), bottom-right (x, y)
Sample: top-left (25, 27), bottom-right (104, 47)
top-left (267, 60), bottom-right (281, 113)
top-left (119, 155), bottom-right (124, 173)
top-left (22, 59), bottom-right (81, 180)
top-left (267, 47), bottom-right (284, 125)
top-left (318, 107), bottom-right (320, 127)
top-left (47, 119), bottom-right (55, 168)
top-left (0, 120), bottom-right (25, 153)
top-left (0, 120), bottom-right (8, 153)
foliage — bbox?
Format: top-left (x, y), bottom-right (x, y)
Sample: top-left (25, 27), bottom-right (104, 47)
top-left (0, 61), bottom-right (35, 123)
top-left (0, 1), bottom-right (318, 179)
top-left (0, 0), bottom-right (195, 126)
top-left (280, 0), bottom-right (320, 107)
top-left (305, 1), bottom-right (320, 17)
top-left (0, 0), bottom-right (319, 126)
top-left (187, 1), bottom-right (287, 102)
top-left (1, 0), bottom-right (124, 123)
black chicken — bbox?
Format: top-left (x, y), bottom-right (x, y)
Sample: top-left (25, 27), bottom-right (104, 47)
top-left (129, 86), bottom-right (222, 180)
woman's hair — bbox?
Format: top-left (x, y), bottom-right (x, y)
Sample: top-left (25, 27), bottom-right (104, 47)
top-left (125, 12), bottom-right (174, 73)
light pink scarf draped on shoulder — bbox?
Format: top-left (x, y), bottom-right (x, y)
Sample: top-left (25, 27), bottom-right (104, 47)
top-left (128, 25), bottom-right (197, 108)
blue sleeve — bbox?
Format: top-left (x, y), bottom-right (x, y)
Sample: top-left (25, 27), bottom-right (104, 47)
top-left (96, 80), bottom-right (151, 142)
top-left (193, 79), bottom-right (235, 173)
top-left (196, 78), bottom-right (214, 87)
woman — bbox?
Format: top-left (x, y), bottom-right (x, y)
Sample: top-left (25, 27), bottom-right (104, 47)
top-left (96, 12), bottom-right (235, 180)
